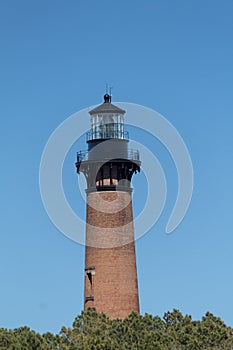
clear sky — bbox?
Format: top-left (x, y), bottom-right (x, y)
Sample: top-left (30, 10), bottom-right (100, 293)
top-left (0, 0), bottom-right (232, 334)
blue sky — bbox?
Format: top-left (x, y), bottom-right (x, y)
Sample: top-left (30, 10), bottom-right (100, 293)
top-left (0, 0), bottom-right (233, 334)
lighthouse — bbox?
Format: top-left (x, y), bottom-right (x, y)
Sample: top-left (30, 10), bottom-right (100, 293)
top-left (76, 93), bottom-right (141, 319)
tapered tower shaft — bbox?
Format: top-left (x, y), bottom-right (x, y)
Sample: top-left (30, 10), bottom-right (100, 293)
top-left (84, 191), bottom-right (139, 318)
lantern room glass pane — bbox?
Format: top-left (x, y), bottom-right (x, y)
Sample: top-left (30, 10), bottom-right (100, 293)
top-left (90, 114), bottom-right (125, 139)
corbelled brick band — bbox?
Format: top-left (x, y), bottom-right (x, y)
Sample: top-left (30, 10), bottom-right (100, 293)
top-left (84, 191), bottom-right (139, 319)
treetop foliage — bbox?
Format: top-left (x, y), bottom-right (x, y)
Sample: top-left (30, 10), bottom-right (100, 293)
top-left (1, 308), bottom-right (233, 349)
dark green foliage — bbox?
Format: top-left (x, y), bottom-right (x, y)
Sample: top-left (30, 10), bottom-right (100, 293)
top-left (1, 309), bottom-right (233, 349)
top-left (0, 326), bottom-right (55, 350)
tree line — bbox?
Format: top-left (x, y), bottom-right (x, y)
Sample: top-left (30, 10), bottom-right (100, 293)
top-left (1, 308), bottom-right (233, 349)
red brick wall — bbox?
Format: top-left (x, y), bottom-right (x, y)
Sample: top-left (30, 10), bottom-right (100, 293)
top-left (84, 191), bottom-right (139, 319)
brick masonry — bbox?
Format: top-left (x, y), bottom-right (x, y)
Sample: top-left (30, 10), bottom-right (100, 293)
top-left (84, 190), bottom-right (139, 319)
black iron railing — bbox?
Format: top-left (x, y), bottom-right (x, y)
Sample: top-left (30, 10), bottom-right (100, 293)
top-left (76, 150), bottom-right (88, 163)
top-left (86, 130), bottom-right (129, 141)
top-left (76, 149), bottom-right (140, 163)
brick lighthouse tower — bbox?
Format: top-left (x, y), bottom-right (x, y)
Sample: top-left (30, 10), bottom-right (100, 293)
top-left (76, 93), bottom-right (141, 319)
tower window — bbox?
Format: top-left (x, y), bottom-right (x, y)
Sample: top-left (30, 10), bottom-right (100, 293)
top-left (85, 266), bottom-right (95, 302)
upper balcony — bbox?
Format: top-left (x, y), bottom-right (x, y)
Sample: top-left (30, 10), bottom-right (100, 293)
top-left (86, 128), bottom-right (129, 142)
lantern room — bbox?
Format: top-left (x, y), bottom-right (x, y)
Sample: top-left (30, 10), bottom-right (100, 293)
top-left (87, 94), bottom-right (128, 141)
